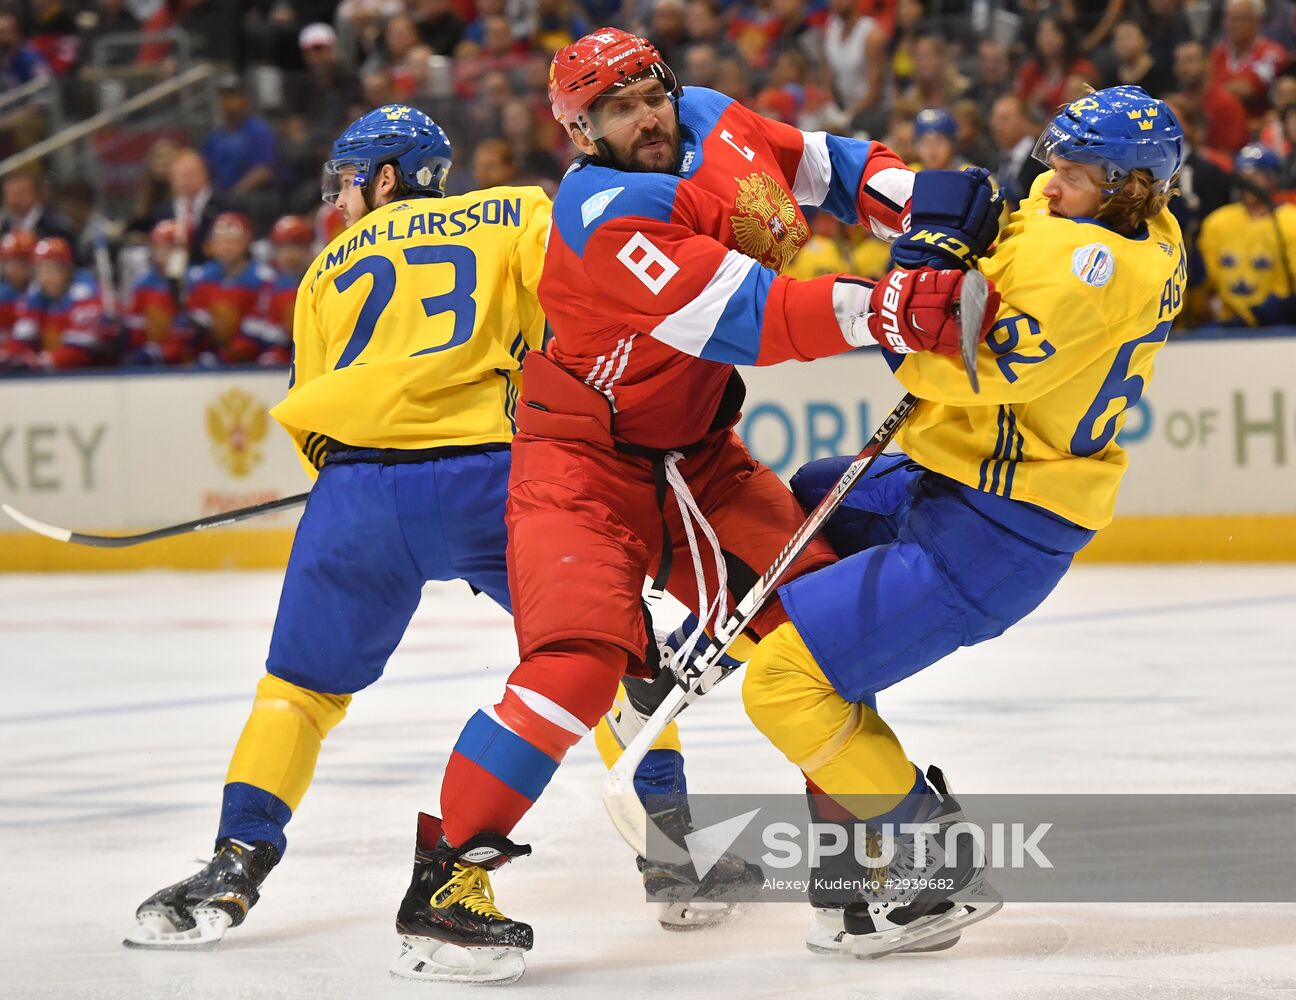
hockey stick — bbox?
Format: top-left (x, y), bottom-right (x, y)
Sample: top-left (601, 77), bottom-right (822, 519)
top-left (1, 492), bottom-right (308, 548)
top-left (603, 271), bottom-right (990, 859)
top-left (956, 269), bottom-right (986, 393)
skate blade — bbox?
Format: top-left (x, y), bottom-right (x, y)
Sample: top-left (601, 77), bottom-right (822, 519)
top-left (123, 907), bottom-right (232, 949)
top-left (389, 935), bottom-right (526, 985)
top-left (850, 898), bottom-right (1003, 960)
top-left (657, 900), bottom-right (741, 932)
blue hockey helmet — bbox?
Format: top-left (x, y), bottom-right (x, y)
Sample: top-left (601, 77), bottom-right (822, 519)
top-left (914, 107), bottom-right (957, 140)
top-left (1235, 142), bottom-right (1282, 176)
top-left (1032, 86), bottom-right (1184, 193)
top-left (323, 105), bottom-right (452, 205)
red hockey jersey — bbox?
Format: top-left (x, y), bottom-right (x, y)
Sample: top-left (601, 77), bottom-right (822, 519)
top-left (10, 270), bottom-right (117, 368)
top-left (186, 258), bottom-right (280, 364)
top-left (538, 86), bottom-right (913, 449)
top-left (124, 268), bottom-right (196, 364)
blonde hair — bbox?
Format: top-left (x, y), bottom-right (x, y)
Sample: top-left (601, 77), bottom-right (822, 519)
top-left (1096, 169), bottom-right (1179, 236)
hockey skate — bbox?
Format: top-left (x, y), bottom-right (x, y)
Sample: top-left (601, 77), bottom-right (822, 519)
top-left (613, 656), bottom-right (763, 930)
top-left (804, 766), bottom-right (1002, 960)
top-left (123, 838), bottom-right (279, 948)
top-left (390, 813), bottom-right (534, 986)
top-left (639, 795), bottom-right (766, 931)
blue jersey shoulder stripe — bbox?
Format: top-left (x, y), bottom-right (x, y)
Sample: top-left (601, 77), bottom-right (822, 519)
top-left (698, 262), bottom-right (774, 365)
top-left (821, 133), bottom-right (872, 225)
top-left (678, 86), bottom-right (735, 136)
top-left (552, 163), bottom-right (682, 259)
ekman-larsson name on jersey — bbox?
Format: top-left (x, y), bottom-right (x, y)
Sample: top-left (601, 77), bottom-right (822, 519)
top-left (313, 197), bottom-right (524, 286)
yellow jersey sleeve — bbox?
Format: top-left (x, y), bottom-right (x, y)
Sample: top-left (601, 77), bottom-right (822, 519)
top-left (271, 186), bottom-right (553, 455)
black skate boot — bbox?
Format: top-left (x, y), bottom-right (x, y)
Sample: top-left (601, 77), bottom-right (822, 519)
top-left (612, 654), bottom-right (762, 931)
top-left (638, 795), bottom-right (766, 931)
top-left (123, 838), bottom-right (279, 948)
top-left (390, 812), bottom-right (534, 985)
top-left (806, 766), bottom-right (1002, 959)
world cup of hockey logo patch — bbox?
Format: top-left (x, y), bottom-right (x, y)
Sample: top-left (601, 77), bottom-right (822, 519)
top-left (206, 387), bottom-right (269, 478)
top-left (731, 173), bottom-right (808, 273)
top-left (1071, 243), bottom-right (1115, 288)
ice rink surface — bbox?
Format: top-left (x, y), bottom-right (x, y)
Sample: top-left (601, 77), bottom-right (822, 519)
top-left (2, 564), bottom-right (1295, 1000)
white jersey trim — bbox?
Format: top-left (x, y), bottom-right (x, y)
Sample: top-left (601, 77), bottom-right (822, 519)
top-left (585, 334), bottom-right (636, 408)
top-left (793, 131), bottom-right (832, 208)
top-left (650, 250), bottom-right (758, 358)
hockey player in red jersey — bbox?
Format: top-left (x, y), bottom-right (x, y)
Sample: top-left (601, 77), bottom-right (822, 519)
top-left (185, 211), bottom-right (281, 364)
top-left (264, 214), bottom-right (313, 349)
top-left (124, 220), bottom-right (194, 365)
top-left (407, 28), bottom-right (1001, 982)
top-left (0, 230), bottom-right (35, 356)
top-left (8, 237), bottom-right (118, 369)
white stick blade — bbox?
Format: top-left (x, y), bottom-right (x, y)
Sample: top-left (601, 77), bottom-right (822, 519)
top-left (603, 783), bottom-right (649, 859)
top-left (1, 503), bottom-right (73, 542)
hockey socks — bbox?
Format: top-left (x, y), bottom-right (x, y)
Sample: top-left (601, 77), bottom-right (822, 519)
top-left (744, 621), bottom-right (914, 807)
top-left (218, 674), bottom-right (350, 855)
top-left (441, 639), bottom-right (625, 845)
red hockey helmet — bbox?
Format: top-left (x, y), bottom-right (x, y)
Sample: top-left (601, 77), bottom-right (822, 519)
top-left (548, 28), bottom-right (679, 140)
top-left (32, 236), bottom-right (73, 265)
top-left (270, 214), bottom-right (312, 246)
top-left (0, 230), bottom-right (37, 260)
top-left (150, 219), bottom-right (180, 246)
top-left (210, 211), bottom-right (253, 241)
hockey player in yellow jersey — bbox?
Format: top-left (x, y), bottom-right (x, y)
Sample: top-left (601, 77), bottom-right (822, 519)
top-left (124, 107), bottom-right (751, 971)
top-left (736, 87), bottom-right (1187, 958)
top-left (1197, 143), bottom-right (1296, 326)
top-left (120, 105), bottom-right (548, 954)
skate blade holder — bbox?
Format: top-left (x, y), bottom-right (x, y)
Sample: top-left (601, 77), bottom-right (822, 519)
top-left (122, 907), bottom-right (233, 949)
top-left (390, 936), bottom-right (526, 985)
top-left (657, 899), bottom-right (741, 931)
top-left (848, 898), bottom-right (1004, 960)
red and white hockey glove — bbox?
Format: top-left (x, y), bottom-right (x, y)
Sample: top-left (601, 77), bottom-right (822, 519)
top-left (836, 267), bottom-right (1000, 356)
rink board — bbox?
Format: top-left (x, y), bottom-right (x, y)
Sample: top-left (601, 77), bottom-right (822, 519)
top-left (1, 333), bottom-right (1293, 569)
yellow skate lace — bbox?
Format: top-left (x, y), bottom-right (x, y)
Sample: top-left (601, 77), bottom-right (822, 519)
top-left (431, 864), bottom-right (506, 920)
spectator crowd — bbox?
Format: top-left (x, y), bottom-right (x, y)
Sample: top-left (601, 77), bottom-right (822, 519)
top-left (1, 0), bottom-right (1295, 372)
